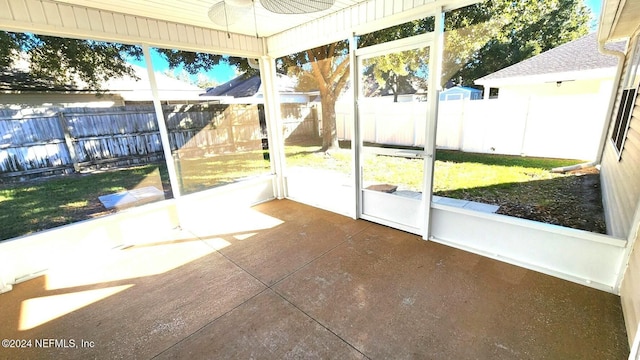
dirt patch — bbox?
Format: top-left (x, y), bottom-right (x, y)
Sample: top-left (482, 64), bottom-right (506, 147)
top-left (442, 167), bottom-right (607, 234)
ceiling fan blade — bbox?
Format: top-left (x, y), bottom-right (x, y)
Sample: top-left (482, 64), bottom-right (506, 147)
top-left (260, 0), bottom-right (335, 14)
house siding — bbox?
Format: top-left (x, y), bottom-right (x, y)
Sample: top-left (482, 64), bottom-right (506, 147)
top-left (621, 229), bottom-right (640, 347)
top-left (618, 100), bottom-right (640, 346)
top-left (601, 47), bottom-right (640, 239)
top-left (604, 34), bottom-right (640, 348)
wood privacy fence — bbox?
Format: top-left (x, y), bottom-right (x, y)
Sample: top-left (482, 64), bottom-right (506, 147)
top-left (336, 94), bottom-right (610, 160)
top-left (0, 103), bottom-right (318, 178)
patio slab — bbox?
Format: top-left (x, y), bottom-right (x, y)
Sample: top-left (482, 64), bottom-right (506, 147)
top-left (217, 213), bottom-right (371, 286)
top-left (433, 194), bottom-right (500, 213)
top-left (0, 228), bottom-right (266, 360)
top-left (0, 199), bottom-right (628, 359)
top-left (157, 290), bottom-right (365, 359)
top-left (274, 223), bottom-right (628, 359)
top-left (394, 190), bottom-right (423, 199)
top-left (98, 186), bottom-right (164, 210)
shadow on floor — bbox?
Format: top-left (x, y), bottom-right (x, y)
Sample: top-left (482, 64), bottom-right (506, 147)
top-left (0, 199), bottom-right (628, 359)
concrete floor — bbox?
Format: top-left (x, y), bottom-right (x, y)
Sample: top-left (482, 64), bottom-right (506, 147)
top-left (0, 199), bottom-right (629, 359)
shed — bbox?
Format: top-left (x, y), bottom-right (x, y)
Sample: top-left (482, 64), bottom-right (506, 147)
top-left (439, 86), bottom-right (482, 101)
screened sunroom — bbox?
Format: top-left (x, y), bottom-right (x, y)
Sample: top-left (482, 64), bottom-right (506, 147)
top-left (0, 0), bottom-right (634, 358)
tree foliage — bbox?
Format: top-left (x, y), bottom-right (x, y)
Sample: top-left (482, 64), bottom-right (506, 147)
top-left (0, 31), bottom-right (253, 90)
top-left (279, 0), bottom-right (589, 150)
top-left (354, 0), bottom-right (590, 88)
top-left (361, 48), bottom-right (429, 102)
top-left (0, 32), bottom-right (143, 90)
top-left (155, 49), bottom-right (257, 78)
top-left (443, 0), bottom-right (590, 86)
top-left (0, 0), bottom-right (590, 152)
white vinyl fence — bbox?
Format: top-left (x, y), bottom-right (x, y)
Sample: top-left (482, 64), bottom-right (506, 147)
top-left (336, 94), bottom-right (609, 160)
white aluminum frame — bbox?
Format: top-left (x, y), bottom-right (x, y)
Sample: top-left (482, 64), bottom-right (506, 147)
top-left (354, 29), bottom-right (438, 236)
top-left (0, 0), bottom-right (632, 298)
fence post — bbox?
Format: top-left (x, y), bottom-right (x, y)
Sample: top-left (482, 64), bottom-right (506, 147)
top-left (228, 106), bottom-right (236, 151)
top-left (312, 105), bottom-right (321, 138)
top-left (57, 112), bottom-right (80, 172)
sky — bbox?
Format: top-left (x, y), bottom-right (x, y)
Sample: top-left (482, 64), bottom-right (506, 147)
top-left (585, 0), bottom-right (603, 30)
top-left (130, 0), bottom-right (603, 87)
top-left (127, 48), bottom-right (238, 87)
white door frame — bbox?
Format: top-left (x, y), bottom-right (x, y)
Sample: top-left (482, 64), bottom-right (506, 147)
top-left (354, 29), bottom-right (439, 236)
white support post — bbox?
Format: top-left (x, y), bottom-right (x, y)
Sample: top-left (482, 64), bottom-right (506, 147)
top-left (142, 45), bottom-right (181, 199)
top-left (259, 40), bottom-right (286, 199)
top-left (422, 7), bottom-right (444, 240)
top-left (350, 33), bottom-right (361, 220)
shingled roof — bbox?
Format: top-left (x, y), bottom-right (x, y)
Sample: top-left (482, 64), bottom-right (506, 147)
top-left (202, 73), bottom-right (297, 98)
top-left (475, 33), bottom-right (626, 85)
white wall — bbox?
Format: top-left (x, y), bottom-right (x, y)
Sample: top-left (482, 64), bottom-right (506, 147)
top-left (496, 78), bottom-right (611, 99)
top-left (0, 200), bottom-right (179, 293)
top-left (602, 39), bottom-right (640, 348)
top-left (430, 204), bottom-right (628, 293)
top-left (337, 88), bottom-right (611, 160)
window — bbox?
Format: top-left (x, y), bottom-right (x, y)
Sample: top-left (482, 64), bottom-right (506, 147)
top-left (612, 36), bottom-right (640, 156)
top-left (612, 88), bottom-right (636, 152)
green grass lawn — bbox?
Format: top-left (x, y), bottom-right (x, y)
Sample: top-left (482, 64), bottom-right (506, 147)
top-left (0, 165), bottom-right (169, 241)
top-left (285, 145), bottom-right (580, 193)
top-left (177, 149), bottom-right (271, 194)
top-left (0, 145), bottom-right (595, 241)
top-left (0, 150), bottom-right (272, 241)
top-left (433, 149), bottom-right (579, 194)
top-left (284, 146), bottom-right (603, 233)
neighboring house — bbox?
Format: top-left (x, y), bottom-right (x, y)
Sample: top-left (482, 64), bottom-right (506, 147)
top-left (438, 86), bottom-right (481, 101)
top-left (0, 63), bottom-right (205, 107)
top-left (102, 65), bottom-right (206, 104)
top-left (469, 33), bottom-right (627, 162)
top-left (202, 73), bottom-right (322, 140)
top-left (598, 1), bottom-right (640, 353)
top-left (201, 73), bottom-right (318, 104)
top-left (475, 33), bottom-right (624, 100)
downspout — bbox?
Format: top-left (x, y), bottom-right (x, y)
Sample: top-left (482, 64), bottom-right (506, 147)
top-left (595, 39), bottom-right (626, 164)
top-left (597, 32), bottom-right (633, 296)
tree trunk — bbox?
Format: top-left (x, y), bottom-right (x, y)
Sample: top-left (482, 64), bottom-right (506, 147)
top-left (320, 91), bottom-right (339, 151)
top-left (391, 72), bottom-right (399, 102)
